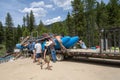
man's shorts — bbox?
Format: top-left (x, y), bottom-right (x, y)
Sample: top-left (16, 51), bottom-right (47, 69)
top-left (36, 53), bottom-right (41, 58)
top-left (45, 55), bottom-right (50, 62)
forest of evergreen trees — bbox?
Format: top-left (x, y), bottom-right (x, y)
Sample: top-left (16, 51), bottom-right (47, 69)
top-left (0, 0), bottom-right (120, 52)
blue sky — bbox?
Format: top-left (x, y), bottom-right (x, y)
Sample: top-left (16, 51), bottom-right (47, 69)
top-left (0, 0), bottom-right (109, 26)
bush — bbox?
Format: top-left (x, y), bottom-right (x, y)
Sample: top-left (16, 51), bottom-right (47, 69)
top-left (0, 44), bottom-right (6, 57)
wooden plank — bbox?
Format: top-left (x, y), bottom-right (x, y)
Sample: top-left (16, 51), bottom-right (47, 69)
top-left (66, 49), bottom-right (120, 54)
top-left (67, 49), bottom-right (100, 53)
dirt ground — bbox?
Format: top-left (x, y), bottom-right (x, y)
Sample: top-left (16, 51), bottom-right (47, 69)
top-left (0, 58), bottom-right (120, 80)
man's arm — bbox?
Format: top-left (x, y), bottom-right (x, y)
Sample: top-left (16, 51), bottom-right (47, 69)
top-left (34, 44), bottom-right (36, 53)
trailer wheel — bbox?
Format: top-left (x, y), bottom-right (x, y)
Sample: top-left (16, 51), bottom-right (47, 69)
top-left (56, 54), bottom-right (64, 61)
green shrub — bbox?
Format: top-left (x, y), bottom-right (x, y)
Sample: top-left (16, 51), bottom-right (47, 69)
top-left (0, 44), bottom-right (6, 57)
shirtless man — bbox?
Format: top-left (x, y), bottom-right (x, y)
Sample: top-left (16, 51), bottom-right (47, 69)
top-left (55, 35), bottom-right (66, 50)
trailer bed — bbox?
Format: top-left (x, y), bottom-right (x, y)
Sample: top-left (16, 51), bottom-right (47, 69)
top-left (56, 49), bottom-right (120, 60)
top-left (67, 49), bottom-right (120, 54)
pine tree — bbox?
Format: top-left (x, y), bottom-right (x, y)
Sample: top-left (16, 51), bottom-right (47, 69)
top-left (50, 22), bottom-right (66, 35)
top-left (22, 28), bottom-right (30, 37)
top-left (0, 21), bottom-right (4, 44)
top-left (23, 16), bottom-right (26, 27)
top-left (51, 22), bottom-right (60, 34)
top-left (107, 0), bottom-right (120, 28)
top-left (66, 12), bottom-right (73, 36)
top-left (51, 22), bottom-right (58, 34)
top-left (37, 20), bottom-right (47, 35)
top-left (57, 22), bottom-right (65, 35)
top-left (26, 13), bottom-right (30, 30)
top-left (13, 28), bottom-right (18, 45)
top-left (96, 1), bottom-right (108, 29)
top-left (95, 1), bottom-right (108, 45)
top-left (16, 25), bottom-right (22, 42)
top-left (29, 10), bottom-right (35, 32)
top-left (71, 0), bottom-right (85, 37)
top-left (5, 13), bottom-right (14, 51)
top-left (84, 0), bottom-right (97, 47)
top-left (61, 21), bottom-right (68, 35)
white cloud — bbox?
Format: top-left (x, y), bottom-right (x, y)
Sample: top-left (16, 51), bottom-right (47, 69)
top-left (31, 1), bottom-right (44, 8)
top-left (20, 7), bottom-right (47, 17)
top-left (20, 1), bottom-right (53, 18)
top-left (44, 16), bottom-right (61, 25)
top-left (45, 5), bottom-right (53, 8)
top-left (51, 0), bottom-right (73, 10)
top-left (30, 1), bottom-right (53, 8)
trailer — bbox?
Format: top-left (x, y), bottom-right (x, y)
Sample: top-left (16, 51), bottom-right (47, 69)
top-left (55, 49), bottom-right (120, 61)
top-left (55, 27), bottom-right (120, 61)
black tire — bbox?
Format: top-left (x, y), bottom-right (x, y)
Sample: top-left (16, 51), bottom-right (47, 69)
top-left (56, 54), bottom-right (64, 61)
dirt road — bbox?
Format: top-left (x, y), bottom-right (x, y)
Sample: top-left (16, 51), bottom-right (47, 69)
top-left (0, 58), bottom-right (120, 80)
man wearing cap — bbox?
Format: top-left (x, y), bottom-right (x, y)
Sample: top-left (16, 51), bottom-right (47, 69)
top-left (43, 40), bottom-right (52, 70)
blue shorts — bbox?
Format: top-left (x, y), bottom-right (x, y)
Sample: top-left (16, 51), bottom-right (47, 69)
top-left (36, 53), bottom-right (41, 58)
